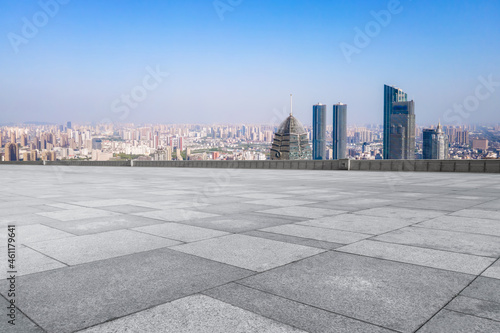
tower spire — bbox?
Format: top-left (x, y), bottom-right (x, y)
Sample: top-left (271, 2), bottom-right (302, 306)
top-left (290, 94), bottom-right (293, 116)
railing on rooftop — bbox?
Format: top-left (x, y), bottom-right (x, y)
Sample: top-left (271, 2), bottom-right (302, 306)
top-left (0, 159), bottom-right (499, 173)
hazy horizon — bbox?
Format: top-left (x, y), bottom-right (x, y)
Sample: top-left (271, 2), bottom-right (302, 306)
top-left (1, 0), bottom-right (499, 126)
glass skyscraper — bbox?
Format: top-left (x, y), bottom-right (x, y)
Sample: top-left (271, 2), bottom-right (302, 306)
top-left (389, 101), bottom-right (416, 160)
top-left (383, 85), bottom-right (408, 159)
top-left (312, 104), bottom-right (327, 160)
top-left (332, 103), bottom-right (347, 160)
top-left (423, 123), bottom-right (449, 159)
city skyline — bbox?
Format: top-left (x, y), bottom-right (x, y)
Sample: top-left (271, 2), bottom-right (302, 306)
top-left (1, 0), bottom-right (499, 125)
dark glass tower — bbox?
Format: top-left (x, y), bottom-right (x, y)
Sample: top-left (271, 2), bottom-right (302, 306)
top-left (423, 123), bottom-right (449, 159)
top-left (384, 85), bottom-right (407, 159)
top-left (332, 103), bottom-right (347, 160)
top-left (312, 104), bottom-right (327, 160)
top-left (389, 101), bottom-right (415, 159)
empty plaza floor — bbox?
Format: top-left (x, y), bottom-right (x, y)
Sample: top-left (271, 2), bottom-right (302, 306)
top-left (1, 165), bottom-right (500, 333)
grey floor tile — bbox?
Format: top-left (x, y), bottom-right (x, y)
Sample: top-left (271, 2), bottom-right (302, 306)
top-left (133, 209), bottom-right (219, 222)
top-left (0, 246), bottom-right (66, 278)
top-left (239, 251), bottom-right (474, 333)
top-left (460, 277), bottom-right (500, 304)
top-left (261, 224), bottom-right (370, 244)
top-left (415, 215), bottom-right (500, 237)
top-left (482, 260), bottom-right (500, 280)
top-left (259, 206), bottom-right (346, 219)
top-left (336, 240), bottom-right (495, 275)
top-left (244, 199), bottom-right (317, 207)
top-left (417, 309), bottom-right (500, 333)
top-left (133, 222), bottom-right (229, 242)
top-left (41, 214), bottom-right (164, 235)
top-left (97, 204), bottom-right (159, 214)
top-left (446, 296), bottom-right (500, 322)
top-left (354, 206), bottom-right (446, 222)
top-left (80, 294), bottom-right (306, 333)
top-left (0, 296), bottom-right (44, 333)
top-left (0, 224), bottom-right (74, 245)
top-left (298, 213), bottom-right (413, 235)
top-left (242, 230), bottom-right (344, 250)
top-left (192, 202), bottom-right (275, 215)
top-left (37, 208), bottom-right (121, 222)
top-left (28, 229), bottom-right (181, 265)
top-left (374, 227), bottom-right (500, 257)
top-left (171, 234), bottom-right (324, 272)
top-left (0, 248), bottom-right (252, 333)
top-left (204, 283), bottom-right (394, 333)
top-left (451, 209), bottom-right (500, 220)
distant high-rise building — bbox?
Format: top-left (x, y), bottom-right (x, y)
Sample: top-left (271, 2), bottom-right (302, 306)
top-left (332, 103), bottom-right (347, 160)
top-left (91, 138), bottom-right (102, 150)
top-left (270, 95), bottom-right (312, 160)
top-left (67, 121), bottom-right (72, 129)
top-left (384, 85), bottom-right (408, 159)
top-left (4, 143), bottom-right (19, 161)
top-left (10, 131), bottom-right (16, 144)
top-left (389, 101), bottom-right (415, 159)
top-left (423, 123), bottom-right (449, 159)
top-left (312, 103), bottom-right (327, 160)
top-left (21, 134), bottom-right (28, 146)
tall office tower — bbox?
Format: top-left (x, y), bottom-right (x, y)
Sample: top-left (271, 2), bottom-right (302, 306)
top-left (21, 134), bottom-right (28, 146)
top-left (332, 103), bottom-right (347, 160)
top-left (423, 123), bottom-right (449, 159)
top-left (270, 94), bottom-right (312, 160)
top-left (389, 101), bottom-right (416, 159)
top-left (67, 121), bottom-right (72, 129)
top-left (91, 138), bottom-right (102, 150)
top-left (10, 131), bottom-right (16, 144)
top-left (384, 85), bottom-right (408, 159)
top-left (312, 103), bottom-right (327, 160)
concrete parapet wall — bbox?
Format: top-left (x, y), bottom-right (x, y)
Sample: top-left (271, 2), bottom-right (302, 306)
top-left (0, 159), bottom-right (498, 173)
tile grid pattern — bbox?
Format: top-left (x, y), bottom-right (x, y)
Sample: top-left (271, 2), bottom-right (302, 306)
top-left (0, 165), bottom-right (499, 332)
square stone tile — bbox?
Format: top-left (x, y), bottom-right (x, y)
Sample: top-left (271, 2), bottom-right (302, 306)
top-left (451, 209), bottom-right (500, 220)
top-left (244, 199), bottom-right (316, 207)
top-left (236, 193), bottom-right (293, 200)
top-left (446, 296), bottom-right (500, 322)
top-left (70, 199), bottom-right (144, 207)
top-left (179, 213), bottom-right (305, 233)
top-left (261, 224), bottom-right (370, 244)
top-left (259, 206), bottom-right (346, 219)
top-left (460, 277), bottom-right (500, 303)
top-left (417, 309), bottom-right (500, 333)
top-left (239, 251), bottom-right (473, 333)
top-left (298, 213), bottom-right (413, 235)
top-left (416, 215), bottom-right (500, 237)
top-left (133, 223), bottom-right (229, 242)
top-left (41, 215), bottom-right (164, 235)
top-left (390, 198), bottom-right (479, 212)
top-left (243, 230), bottom-right (344, 250)
top-left (133, 209), bottom-right (218, 222)
top-left (192, 203), bottom-right (274, 215)
top-left (97, 205), bottom-right (159, 214)
top-left (80, 294), bottom-right (306, 333)
top-left (337, 240), bottom-right (495, 275)
top-left (204, 283), bottom-right (394, 333)
top-left (0, 224), bottom-right (74, 245)
top-left (171, 234), bottom-right (324, 272)
top-left (482, 260), bottom-right (500, 280)
top-left (354, 207), bottom-right (446, 222)
top-left (28, 230), bottom-right (181, 265)
top-left (37, 208), bottom-right (121, 222)
top-left (374, 227), bottom-right (500, 257)
top-left (1, 248), bottom-right (252, 333)
top-left (0, 296), bottom-right (44, 333)
top-left (0, 246), bottom-right (66, 278)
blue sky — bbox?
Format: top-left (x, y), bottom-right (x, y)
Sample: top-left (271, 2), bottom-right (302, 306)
top-left (1, 0), bottom-right (499, 126)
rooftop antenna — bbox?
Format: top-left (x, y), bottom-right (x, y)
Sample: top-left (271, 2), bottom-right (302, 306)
top-left (290, 94), bottom-right (293, 116)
